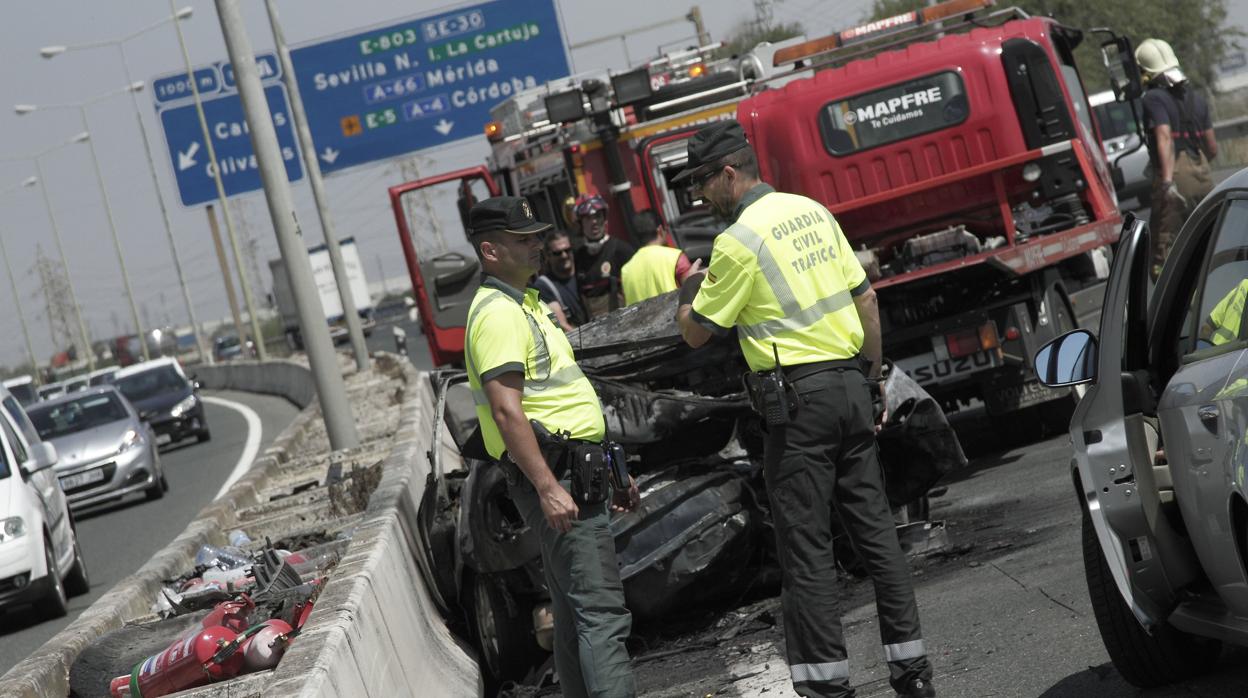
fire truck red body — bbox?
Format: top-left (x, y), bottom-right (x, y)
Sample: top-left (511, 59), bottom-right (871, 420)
top-left (391, 0), bottom-right (1137, 422)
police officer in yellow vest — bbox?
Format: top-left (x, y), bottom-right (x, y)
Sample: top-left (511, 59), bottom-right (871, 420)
top-left (674, 122), bottom-right (935, 698)
top-left (463, 197), bottom-right (639, 697)
top-left (620, 210), bottom-right (701, 305)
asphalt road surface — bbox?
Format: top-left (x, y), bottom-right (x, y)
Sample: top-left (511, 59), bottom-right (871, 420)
top-left (0, 390), bottom-right (300, 676)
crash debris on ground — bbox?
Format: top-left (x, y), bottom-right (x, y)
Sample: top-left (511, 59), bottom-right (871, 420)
top-left (65, 363), bottom-right (405, 698)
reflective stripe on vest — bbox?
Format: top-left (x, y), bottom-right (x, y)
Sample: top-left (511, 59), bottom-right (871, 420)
top-left (467, 290), bottom-right (588, 406)
top-left (723, 222), bottom-right (853, 341)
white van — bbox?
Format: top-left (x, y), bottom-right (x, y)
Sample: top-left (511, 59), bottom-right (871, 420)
top-left (0, 384), bottom-right (88, 618)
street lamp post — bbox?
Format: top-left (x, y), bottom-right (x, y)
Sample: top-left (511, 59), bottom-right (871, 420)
top-left (0, 177), bottom-right (44, 381)
top-left (39, 6), bottom-right (213, 365)
top-left (17, 83), bottom-right (151, 362)
top-left (31, 133), bottom-right (97, 372)
top-left (167, 0), bottom-right (267, 360)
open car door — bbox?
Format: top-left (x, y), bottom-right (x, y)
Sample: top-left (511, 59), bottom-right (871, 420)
top-left (1044, 214), bottom-right (1200, 632)
top-left (389, 167), bottom-right (499, 367)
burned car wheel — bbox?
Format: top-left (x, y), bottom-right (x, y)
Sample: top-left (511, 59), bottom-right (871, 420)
top-left (467, 570), bottom-right (544, 684)
top-left (1082, 514), bottom-right (1219, 687)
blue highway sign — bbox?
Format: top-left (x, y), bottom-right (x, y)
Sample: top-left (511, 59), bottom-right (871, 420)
top-left (158, 84), bottom-right (303, 207)
top-left (290, 0), bottom-right (570, 174)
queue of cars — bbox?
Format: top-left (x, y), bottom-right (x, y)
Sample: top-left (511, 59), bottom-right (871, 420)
top-left (0, 358), bottom-right (211, 620)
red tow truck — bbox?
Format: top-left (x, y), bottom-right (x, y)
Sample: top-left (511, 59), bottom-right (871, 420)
top-left (391, 0), bottom-right (1140, 427)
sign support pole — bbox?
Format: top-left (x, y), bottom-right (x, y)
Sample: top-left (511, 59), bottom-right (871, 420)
top-left (216, 0), bottom-right (360, 449)
top-left (168, 0), bottom-right (268, 360)
top-left (206, 204), bottom-right (249, 352)
top-left (265, 0), bottom-right (370, 371)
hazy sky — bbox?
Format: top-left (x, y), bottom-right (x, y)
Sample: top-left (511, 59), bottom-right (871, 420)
top-left (0, 0), bottom-right (1244, 368)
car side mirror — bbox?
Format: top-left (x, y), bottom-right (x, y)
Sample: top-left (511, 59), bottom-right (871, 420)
top-left (22, 442), bottom-right (58, 474)
top-left (1034, 329), bottom-right (1098, 387)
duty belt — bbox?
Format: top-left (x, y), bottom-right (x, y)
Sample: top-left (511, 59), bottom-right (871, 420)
top-left (784, 356), bottom-right (865, 382)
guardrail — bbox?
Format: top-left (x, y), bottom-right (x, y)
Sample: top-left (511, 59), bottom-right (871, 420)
top-left (0, 354), bottom-right (479, 698)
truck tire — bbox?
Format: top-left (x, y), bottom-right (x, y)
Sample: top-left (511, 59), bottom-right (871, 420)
top-left (1082, 514), bottom-right (1219, 687)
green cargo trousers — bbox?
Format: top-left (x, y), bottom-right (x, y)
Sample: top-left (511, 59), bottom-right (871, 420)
top-left (508, 476), bottom-right (636, 698)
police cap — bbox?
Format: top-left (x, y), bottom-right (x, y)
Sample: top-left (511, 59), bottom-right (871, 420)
top-left (672, 121), bottom-right (750, 182)
top-left (468, 196), bottom-right (551, 236)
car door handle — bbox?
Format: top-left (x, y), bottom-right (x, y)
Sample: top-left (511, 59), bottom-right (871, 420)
top-left (1198, 404), bottom-right (1219, 433)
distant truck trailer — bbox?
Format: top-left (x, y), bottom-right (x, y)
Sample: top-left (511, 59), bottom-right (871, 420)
top-left (269, 237), bottom-right (376, 350)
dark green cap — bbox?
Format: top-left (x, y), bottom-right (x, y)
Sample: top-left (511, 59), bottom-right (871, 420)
top-left (468, 196), bottom-right (551, 236)
top-left (672, 121), bottom-right (750, 182)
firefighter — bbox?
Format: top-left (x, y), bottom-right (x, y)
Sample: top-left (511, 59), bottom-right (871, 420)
top-left (535, 228), bottom-right (590, 331)
top-left (673, 122), bottom-right (935, 698)
top-left (462, 196), bottom-right (639, 698)
top-left (620, 210), bottom-right (702, 305)
top-left (573, 194), bottom-right (636, 318)
top-left (1135, 37), bottom-right (1216, 279)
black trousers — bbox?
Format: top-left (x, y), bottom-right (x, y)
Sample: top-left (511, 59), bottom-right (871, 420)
top-left (763, 366), bottom-right (932, 698)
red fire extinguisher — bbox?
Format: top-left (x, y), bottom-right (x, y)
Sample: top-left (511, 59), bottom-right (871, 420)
top-left (240, 619), bottom-right (295, 671)
top-left (108, 624), bottom-right (245, 698)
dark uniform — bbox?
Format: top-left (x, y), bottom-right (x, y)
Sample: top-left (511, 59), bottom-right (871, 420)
top-left (677, 123), bottom-right (933, 698)
top-left (1142, 82), bottom-right (1213, 276)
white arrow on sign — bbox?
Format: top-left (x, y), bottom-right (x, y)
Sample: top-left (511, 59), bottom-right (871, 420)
top-left (434, 119), bottom-right (454, 136)
top-left (178, 141), bottom-right (200, 171)
top-left (320, 147), bottom-right (339, 165)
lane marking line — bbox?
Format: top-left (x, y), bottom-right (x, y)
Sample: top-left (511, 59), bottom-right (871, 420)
top-left (202, 396), bottom-right (263, 500)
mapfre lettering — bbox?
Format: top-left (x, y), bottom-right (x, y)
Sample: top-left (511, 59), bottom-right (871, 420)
top-left (856, 86), bottom-right (942, 122)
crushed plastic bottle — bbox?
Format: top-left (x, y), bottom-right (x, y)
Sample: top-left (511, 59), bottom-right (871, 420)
top-left (228, 530), bottom-right (253, 548)
top-left (194, 544), bottom-right (250, 570)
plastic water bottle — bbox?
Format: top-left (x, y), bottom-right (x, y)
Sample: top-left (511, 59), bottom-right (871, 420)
top-left (228, 530), bottom-right (253, 548)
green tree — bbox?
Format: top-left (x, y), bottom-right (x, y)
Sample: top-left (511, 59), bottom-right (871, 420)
top-left (866, 0), bottom-right (1240, 91)
top-left (714, 19), bottom-right (806, 59)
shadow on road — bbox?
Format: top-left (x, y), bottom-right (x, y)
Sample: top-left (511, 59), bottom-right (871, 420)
top-left (1040, 649), bottom-right (1248, 698)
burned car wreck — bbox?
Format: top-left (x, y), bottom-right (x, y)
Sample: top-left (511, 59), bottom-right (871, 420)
top-left (413, 290), bottom-right (967, 687)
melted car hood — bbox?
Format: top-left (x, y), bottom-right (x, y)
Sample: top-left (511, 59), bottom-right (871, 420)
top-left (48, 421), bottom-right (135, 470)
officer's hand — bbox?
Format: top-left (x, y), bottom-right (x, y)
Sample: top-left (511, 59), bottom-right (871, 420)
top-left (677, 271), bottom-right (706, 306)
top-left (539, 482), bottom-right (579, 533)
top-left (873, 380), bottom-right (888, 433)
top-left (610, 475), bottom-right (641, 513)
top-left (1164, 181), bottom-right (1187, 208)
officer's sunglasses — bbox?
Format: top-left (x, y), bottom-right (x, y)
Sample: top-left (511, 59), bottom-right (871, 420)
top-left (691, 165), bottom-right (725, 191)
top-left (548, 248), bottom-right (573, 257)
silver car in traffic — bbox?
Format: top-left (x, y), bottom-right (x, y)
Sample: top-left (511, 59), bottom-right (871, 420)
top-left (26, 387), bottom-right (167, 510)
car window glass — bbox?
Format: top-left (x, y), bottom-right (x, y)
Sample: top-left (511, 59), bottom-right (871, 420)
top-left (0, 415), bottom-right (27, 466)
top-left (28, 393), bottom-right (130, 440)
top-left (1189, 200), bottom-right (1248, 358)
top-left (115, 366), bottom-right (186, 401)
top-left (1, 396), bottom-right (38, 448)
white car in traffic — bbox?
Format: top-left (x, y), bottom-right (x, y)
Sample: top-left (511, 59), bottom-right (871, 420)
top-left (0, 384), bottom-right (89, 618)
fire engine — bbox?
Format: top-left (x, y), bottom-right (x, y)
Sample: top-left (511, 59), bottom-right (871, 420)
top-left (390, 0), bottom-right (1142, 429)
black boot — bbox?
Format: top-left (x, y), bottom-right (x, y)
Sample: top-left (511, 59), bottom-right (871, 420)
top-left (896, 676), bottom-right (936, 697)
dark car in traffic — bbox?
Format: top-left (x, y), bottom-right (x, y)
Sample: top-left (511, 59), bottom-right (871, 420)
top-left (112, 358), bottom-right (209, 446)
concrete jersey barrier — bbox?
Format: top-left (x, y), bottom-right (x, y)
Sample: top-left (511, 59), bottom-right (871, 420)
top-left (0, 354), bottom-right (480, 698)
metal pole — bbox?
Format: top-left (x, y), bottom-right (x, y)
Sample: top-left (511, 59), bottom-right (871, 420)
top-left (118, 43), bottom-right (211, 365)
top-left (264, 0), bottom-right (369, 371)
top-left (168, 0), bottom-right (268, 360)
top-left (0, 229), bottom-right (40, 379)
top-left (215, 0), bottom-right (359, 448)
top-left (206, 204), bottom-right (248, 351)
top-left (33, 157), bottom-right (96, 372)
top-left (80, 106), bottom-right (149, 362)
